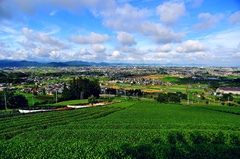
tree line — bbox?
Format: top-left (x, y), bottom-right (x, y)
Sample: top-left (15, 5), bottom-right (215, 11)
top-left (0, 91), bottom-right (28, 109)
top-left (61, 77), bottom-right (101, 100)
top-left (156, 92), bottom-right (187, 103)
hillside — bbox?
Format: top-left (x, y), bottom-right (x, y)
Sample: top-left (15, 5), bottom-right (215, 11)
top-left (0, 60), bottom-right (109, 67)
top-left (0, 99), bottom-right (239, 158)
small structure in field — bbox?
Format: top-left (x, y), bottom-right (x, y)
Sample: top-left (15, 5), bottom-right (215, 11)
top-left (216, 87), bottom-right (240, 95)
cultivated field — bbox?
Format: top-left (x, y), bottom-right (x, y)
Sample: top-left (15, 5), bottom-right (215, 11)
top-left (0, 99), bottom-right (240, 158)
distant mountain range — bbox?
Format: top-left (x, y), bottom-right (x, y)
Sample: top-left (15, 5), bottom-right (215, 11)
top-left (0, 60), bottom-right (113, 67)
top-left (0, 59), bottom-right (235, 67)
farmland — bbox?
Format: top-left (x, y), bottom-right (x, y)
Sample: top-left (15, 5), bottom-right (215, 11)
top-left (0, 66), bottom-right (240, 158)
top-left (0, 99), bottom-right (239, 158)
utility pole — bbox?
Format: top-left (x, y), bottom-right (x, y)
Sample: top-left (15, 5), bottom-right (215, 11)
top-left (186, 84), bottom-right (189, 105)
top-left (4, 91), bottom-right (7, 111)
top-left (32, 96), bottom-right (34, 107)
top-left (56, 90), bottom-right (58, 103)
top-left (191, 93), bottom-right (193, 104)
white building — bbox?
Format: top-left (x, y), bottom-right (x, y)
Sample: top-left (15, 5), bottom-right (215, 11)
top-left (216, 87), bottom-right (240, 95)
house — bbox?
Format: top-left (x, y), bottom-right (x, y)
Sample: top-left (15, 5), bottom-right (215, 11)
top-left (216, 87), bottom-right (240, 95)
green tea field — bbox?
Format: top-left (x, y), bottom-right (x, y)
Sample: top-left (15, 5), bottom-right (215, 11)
top-left (0, 99), bottom-right (240, 158)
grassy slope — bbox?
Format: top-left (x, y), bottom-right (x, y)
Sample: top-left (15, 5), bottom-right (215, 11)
top-left (0, 99), bottom-right (240, 158)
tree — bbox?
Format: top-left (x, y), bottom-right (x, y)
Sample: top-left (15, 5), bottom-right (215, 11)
top-left (61, 77), bottom-right (100, 100)
top-left (221, 93), bottom-right (233, 101)
top-left (156, 92), bottom-right (181, 103)
top-left (168, 93), bottom-right (180, 103)
top-left (88, 95), bottom-right (96, 106)
top-left (156, 93), bottom-right (168, 103)
top-left (209, 82), bottom-right (220, 90)
top-left (11, 95), bottom-right (28, 108)
top-left (0, 91), bottom-right (28, 109)
top-left (61, 83), bottom-right (71, 100)
top-left (42, 88), bottom-right (46, 95)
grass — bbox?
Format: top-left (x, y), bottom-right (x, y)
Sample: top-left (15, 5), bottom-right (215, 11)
top-left (0, 99), bottom-right (239, 158)
top-left (40, 99), bottom-right (89, 107)
top-left (16, 92), bottom-right (45, 105)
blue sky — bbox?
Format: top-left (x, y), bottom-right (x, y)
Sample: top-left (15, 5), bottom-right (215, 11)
top-left (0, 0), bottom-right (240, 66)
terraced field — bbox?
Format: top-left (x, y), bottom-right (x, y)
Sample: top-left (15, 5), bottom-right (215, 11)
top-left (0, 99), bottom-right (240, 158)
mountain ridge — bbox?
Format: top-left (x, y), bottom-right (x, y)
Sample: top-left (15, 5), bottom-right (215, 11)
top-left (0, 59), bottom-right (233, 67)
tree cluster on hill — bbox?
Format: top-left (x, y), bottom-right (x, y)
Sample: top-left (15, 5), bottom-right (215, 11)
top-left (0, 71), bottom-right (28, 84)
top-left (220, 93), bottom-right (234, 101)
top-left (61, 77), bottom-right (100, 100)
top-left (105, 88), bottom-right (143, 97)
top-left (126, 89), bottom-right (143, 97)
top-left (0, 91), bottom-right (28, 109)
top-left (156, 92), bottom-right (187, 103)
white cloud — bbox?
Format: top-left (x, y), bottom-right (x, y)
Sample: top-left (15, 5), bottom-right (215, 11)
top-left (19, 40), bottom-right (36, 48)
top-left (143, 56), bottom-right (169, 63)
top-left (157, 44), bottom-right (172, 52)
top-left (79, 48), bottom-right (91, 55)
top-left (11, 0), bottom-right (115, 15)
top-left (102, 3), bottom-right (149, 31)
top-left (176, 40), bottom-right (207, 53)
top-left (0, 48), bottom-right (10, 59)
top-left (234, 52), bottom-right (240, 57)
top-left (156, 2), bottom-right (186, 25)
top-left (193, 52), bottom-right (207, 59)
top-left (140, 22), bottom-right (185, 43)
top-left (0, 42), bottom-right (9, 48)
top-left (99, 3), bottom-right (184, 44)
top-left (33, 46), bottom-right (52, 57)
top-left (118, 45), bottom-right (137, 53)
top-left (0, 0), bottom-right (116, 23)
top-left (70, 32), bottom-right (110, 44)
top-left (201, 28), bottom-right (240, 48)
top-left (0, 25), bottom-right (18, 34)
top-left (22, 27), bottom-right (67, 49)
top-left (91, 44), bottom-right (106, 53)
top-left (117, 32), bottom-right (136, 46)
top-left (116, 45), bottom-right (146, 56)
top-left (153, 53), bottom-right (169, 58)
top-left (149, 44), bottom-right (172, 52)
top-left (50, 50), bottom-right (60, 59)
top-left (112, 50), bottom-right (120, 57)
top-left (193, 13), bottom-right (224, 30)
top-left (229, 11), bottom-right (240, 25)
top-left (213, 44), bottom-right (240, 57)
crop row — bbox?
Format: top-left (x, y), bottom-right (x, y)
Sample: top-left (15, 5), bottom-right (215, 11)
top-left (1, 100), bottom-right (240, 158)
top-left (0, 106), bottom-right (125, 140)
top-left (0, 129), bottom-right (240, 158)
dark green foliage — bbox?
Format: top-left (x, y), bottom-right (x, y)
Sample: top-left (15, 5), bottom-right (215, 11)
top-left (156, 92), bottom-right (181, 103)
top-left (9, 94), bottom-right (28, 108)
top-left (156, 93), bottom-right (168, 103)
top-left (0, 91), bottom-right (28, 109)
top-left (176, 92), bottom-right (187, 100)
top-left (126, 89), bottom-right (143, 97)
top-left (0, 100), bottom-right (240, 158)
top-left (88, 95), bottom-right (97, 106)
top-left (61, 77), bottom-right (100, 100)
top-left (209, 81), bottom-right (220, 90)
top-left (221, 94), bottom-right (234, 101)
top-left (0, 71), bottom-right (28, 84)
top-left (98, 96), bottom-right (114, 102)
top-left (106, 132), bottom-right (240, 159)
top-left (105, 88), bottom-right (116, 94)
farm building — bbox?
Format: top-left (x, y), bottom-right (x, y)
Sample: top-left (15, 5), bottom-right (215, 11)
top-left (216, 87), bottom-right (240, 95)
